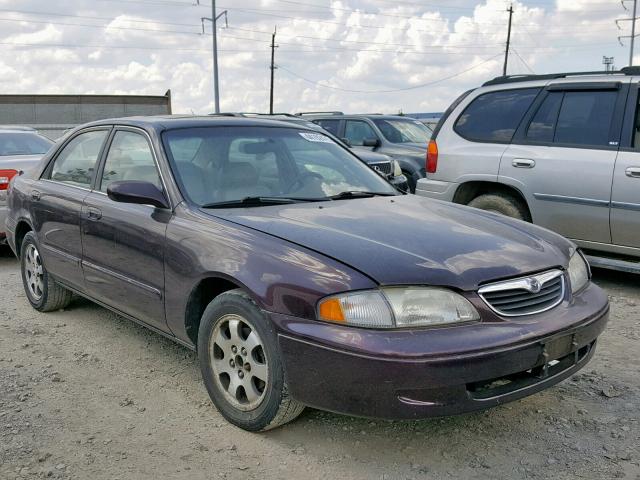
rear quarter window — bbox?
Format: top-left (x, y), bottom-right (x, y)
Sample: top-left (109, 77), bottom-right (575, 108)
top-left (454, 88), bottom-right (540, 143)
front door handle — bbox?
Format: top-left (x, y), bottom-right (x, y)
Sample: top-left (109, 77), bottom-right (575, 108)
top-left (625, 167), bottom-right (640, 178)
top-left (31, 190), bottom-right (41, 201)
top-left (512, 158), bottom-right (536, 168)
top-left (86, 207), bottom-right (102, 221)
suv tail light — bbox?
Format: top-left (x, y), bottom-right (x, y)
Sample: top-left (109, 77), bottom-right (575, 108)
top-left (426, 140), bottom-right (438, 174)
top-left (0, 169), bottom-right (18, 191)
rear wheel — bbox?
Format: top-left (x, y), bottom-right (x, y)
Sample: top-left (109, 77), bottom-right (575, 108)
top-left (197, 289), bottom-right (304, 431)
top-left (467, 192), bottom-right (530, 221)
top-left (20, 232), bottom-right (73, 312)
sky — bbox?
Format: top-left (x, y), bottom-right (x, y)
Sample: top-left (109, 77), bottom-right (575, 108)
top-left (0, 0), bottom-right (634, 114)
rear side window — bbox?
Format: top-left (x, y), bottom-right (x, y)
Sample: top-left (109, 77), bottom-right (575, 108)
top-left (315, 119), bottom-right (340, 136)
top-left (526, 91), bottom-right (563, 142)
top-left (48, 130), bottom-right (108, 187)
top-left (455, 88), bottom-right (539, 142)
top-left (554, 91), bottom-right (617, 146)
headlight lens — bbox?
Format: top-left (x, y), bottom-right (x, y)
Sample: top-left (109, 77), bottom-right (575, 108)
top-left (393, 160), bottom-right (402, 177)
top-left (568, 251), bottom-right (590, 293)
top-left (317, 287), bottom-right (479, 328)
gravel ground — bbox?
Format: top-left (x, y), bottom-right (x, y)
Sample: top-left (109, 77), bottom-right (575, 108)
top-left (0, 247), bottom-right (639, 480)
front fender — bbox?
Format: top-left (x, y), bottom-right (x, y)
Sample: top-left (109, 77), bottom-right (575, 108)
top-left (164, 205), bottom-right (377, 345)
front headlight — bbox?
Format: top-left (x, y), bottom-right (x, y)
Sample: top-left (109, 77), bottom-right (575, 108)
top-left (393, 160), bottom-right (402, 177)
top-left (568, 251), bottom-right (590, 294)
top-left (317, 287), bottom-right (479, 328)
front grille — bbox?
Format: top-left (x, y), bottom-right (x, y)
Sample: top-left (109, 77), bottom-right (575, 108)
top-left (478, 270), bottom-right (565, 317)
top-left (369, 161), bottom-right (392, 175)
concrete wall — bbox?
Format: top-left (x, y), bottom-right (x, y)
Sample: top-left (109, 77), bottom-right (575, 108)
top-left (0, 91), bottom-right (171, 139)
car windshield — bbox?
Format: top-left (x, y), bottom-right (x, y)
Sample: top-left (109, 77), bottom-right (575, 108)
top-left (163, 126), bottom-right (397, 206)
top-left (0, 132), bottom-right (53, 156)
top-left (372, 119), bottom-right (431, 144)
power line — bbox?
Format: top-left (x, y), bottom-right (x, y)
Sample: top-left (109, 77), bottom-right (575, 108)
top-left (277, 54), bottom-right (502, 93)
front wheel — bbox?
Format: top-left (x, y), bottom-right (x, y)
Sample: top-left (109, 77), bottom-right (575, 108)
top-left (197, 289), bottom-right (304, 431)
top-left (20, 232), bottom-right (73, 312)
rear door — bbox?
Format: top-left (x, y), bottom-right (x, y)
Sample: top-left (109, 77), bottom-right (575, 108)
top-left (499, 82), bottom-right (627, 243)
top-left (611, 82), bottom-right (640, 248)
top-left (31, 128), bottom-right (110, 290)
top-left (81, 128), bottom-right (170, 330)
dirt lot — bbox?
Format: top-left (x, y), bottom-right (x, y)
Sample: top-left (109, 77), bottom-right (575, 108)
top-left (0, 247), bottom-right (638, 480)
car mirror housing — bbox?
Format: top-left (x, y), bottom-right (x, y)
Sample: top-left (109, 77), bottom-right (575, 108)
top-left (362, 137), bottom-right (380, 148)
top-left (107, 180), bottom-right (169, 209)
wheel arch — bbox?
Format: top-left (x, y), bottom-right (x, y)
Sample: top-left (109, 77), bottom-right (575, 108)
top-left (13, 218), bottom-right (34, 256)
top-left (184, 274), bottom-right (261, 348)
top-left (452, 181), bottom-right (532, 220)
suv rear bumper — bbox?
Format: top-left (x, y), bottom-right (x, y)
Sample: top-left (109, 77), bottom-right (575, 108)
top-left (415, 178), bottom-right (457, 201)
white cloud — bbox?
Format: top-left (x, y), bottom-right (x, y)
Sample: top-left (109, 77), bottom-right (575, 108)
top-left (0, 0), bottom-right (628, 114)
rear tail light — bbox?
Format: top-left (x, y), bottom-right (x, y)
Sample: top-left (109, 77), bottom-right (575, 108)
top-left (426, 140), bottom-right (438, 174)
top-left (0, 169), bottom-right (18, 191)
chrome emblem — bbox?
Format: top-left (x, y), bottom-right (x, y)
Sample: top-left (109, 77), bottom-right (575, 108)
top-left (525, 278), bottom-right (541, 293)
top-left (372, 165), bottom-right (381, 172)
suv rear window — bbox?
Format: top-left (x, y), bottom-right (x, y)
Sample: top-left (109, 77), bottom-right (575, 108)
top-left (454, 88), bottom-right (539, 142)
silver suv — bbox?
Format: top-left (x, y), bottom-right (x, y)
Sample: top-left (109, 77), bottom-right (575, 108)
top-left (416, 68), bottom-right (640, 272)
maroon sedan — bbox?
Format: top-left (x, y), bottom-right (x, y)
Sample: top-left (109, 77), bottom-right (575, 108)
top-left (5, 116), bottom-right (608, 431)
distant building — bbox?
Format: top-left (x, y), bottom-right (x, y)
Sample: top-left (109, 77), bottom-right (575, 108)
top-left (0, 90), bottom-right (172, 139)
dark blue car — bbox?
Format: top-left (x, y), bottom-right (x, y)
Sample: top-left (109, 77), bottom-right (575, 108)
top-left (6, 116), bottom-right (608, 431)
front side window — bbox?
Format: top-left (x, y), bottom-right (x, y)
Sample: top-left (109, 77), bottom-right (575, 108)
top-left (100, 131), bottom-right (160, 192)
top-left (344, 121), bottom-right (378, 146)
top-left (373, 119), bottom-right (431, 144)
top-left (554, 90), bottom-right (617, 147)
top-left (0, 132), bottom-right (53, 156)
top-left (49, 130), bottom-right (108, 187)
top-left (163, 127), bottom-right (396, 206)
top-left (455, 88), bottom-right (539, 142)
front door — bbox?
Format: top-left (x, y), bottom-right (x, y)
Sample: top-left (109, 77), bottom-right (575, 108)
top-left (81, 128), bottom-right (170, 330)
top-left (500, 85), bottom-right (624, 243)
top-left (31, 128), bottom-right (110, 290)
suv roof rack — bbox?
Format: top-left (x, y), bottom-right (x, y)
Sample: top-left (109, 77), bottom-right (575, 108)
top-left (295, 111), bottom-right (344, 116)
top-left (482, 66), bottom-right (640, 87)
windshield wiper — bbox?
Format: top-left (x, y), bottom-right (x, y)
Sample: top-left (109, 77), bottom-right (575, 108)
top-left (328, 191), bottom-right (397, 200)
top-left (201, 196), bottom-right (322, 209)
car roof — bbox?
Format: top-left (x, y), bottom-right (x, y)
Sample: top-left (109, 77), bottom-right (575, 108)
top-left (302, 114), bottom-right (419, 121)
top-left (0, 126), bottom-right (38, 133)
top-left (76, 115), bottom-right (322, 132)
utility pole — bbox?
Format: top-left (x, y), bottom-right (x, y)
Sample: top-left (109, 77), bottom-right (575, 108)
top-left (631, 0), bottom-right (637, 66)
top-left (617, 0), bottom-right (639, 66)
top-left (269, 27), bottom-right (277, 114)
top-left (503, 4), bottom-right (513, 76)
top-left (200, 0), bottom-right (228, 113)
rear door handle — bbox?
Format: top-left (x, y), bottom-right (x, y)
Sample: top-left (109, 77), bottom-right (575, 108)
top-left (625, 167), bottom-right (640, 178)
top-left (31, 190), bottom-right (41, 201)
top-left (512, 159), bottom-right (536, 168)
top-left (86, 207), bottom-right (102, 221)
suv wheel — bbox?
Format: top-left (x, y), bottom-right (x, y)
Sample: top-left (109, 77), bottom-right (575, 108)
top-left (467, 193), bottom-right (530, 221)
top-left (20, 232), bottom-right (73, 312)
top-left (197, 289), bottom-right (305, 431)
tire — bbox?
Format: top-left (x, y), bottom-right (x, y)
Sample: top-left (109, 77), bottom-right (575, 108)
top-left (467, 192), bottom-right (530, 222)
top-left (20, 232), bottom-right (73, 312)
top-left (197, 289), bottom-right (304, 431)
top-left (403, 171), bottom-right (416, 193)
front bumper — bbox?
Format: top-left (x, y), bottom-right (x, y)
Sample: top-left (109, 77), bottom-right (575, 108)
top-left (415, 178), bottom-right (458, 202)
top-left (272, 283), bottom-right (609, 419)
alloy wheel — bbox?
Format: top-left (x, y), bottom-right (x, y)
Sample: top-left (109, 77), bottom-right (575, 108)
top-left (210, 314), bottom-right (269, 411)
top-left (24, 244), bottom-right (44, 301)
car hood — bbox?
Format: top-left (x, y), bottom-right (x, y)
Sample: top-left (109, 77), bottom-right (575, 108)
top-left (206, 195), bottom-right (573, 291)
top-left (384, 143), bottom-right (427, 157)
top-left (351, 148), bottom-right (392, 163)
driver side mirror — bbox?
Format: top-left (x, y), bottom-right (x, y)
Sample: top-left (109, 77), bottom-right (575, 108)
top-left (362, 137), bottom-right (380, 148)
top-left (107, 180), bottom-right (169, 209)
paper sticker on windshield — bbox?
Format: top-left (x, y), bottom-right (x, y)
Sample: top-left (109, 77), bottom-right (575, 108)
top-left (299, 132), bottom-right (333, 143)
